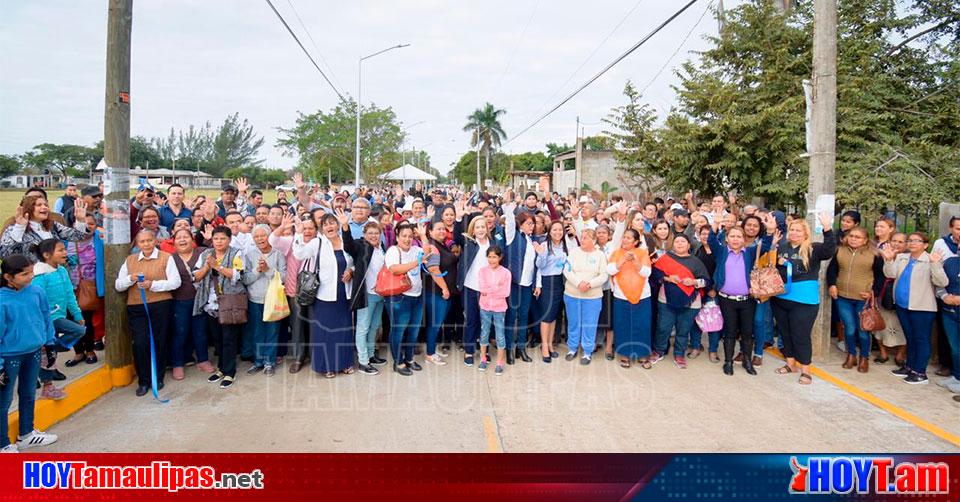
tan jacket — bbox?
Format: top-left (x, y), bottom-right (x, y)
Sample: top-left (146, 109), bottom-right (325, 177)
top-left (883, 252), bottom-right (948, 312)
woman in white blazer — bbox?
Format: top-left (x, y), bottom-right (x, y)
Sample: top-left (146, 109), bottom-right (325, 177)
top-left (294, 213), bottom-right (356, 378)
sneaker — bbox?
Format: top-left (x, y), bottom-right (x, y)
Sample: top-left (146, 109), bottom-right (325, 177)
top-left (426, 354), bottom-right (447, 366)
top-left (580, 356), bottom-right (591, 366)
top-left (649, 351), bottom-right (664, 365)
top-left (936, 376), bottom-right (958, 388)
top-left (40, 385), bottom-right (66, 401)
top-left (903, 373), bottom-right (928, 385)
top-left (219, 375), bottom-right (235, 388)
top-left (393, 363), bottom-right (413, 376)
top-left (17, 430), bottom-right (58, 450)
top-left (358, 364), bottom-right (380, 376)
top-left (564, 352), bottom-right (577, 361)
top-left (0, 444), bottom-right (18, 453)
top-left (891, 366), bottom-right (910, 378)
top-left (264, 365), bottom-right (275, 377)
top-left (944, 379), bottom-right (960, 394)
top-left (478, 360), bottom-right (488, 372)
top-left (674, 357), bottom-right (687, 369)
top-left (464, 355), bottom-right (474, 367)
top-left (370, 356), bottom-right (388, 366)
top-left (495, 365), bottom-right (504, 376)
top-left (246, 365), bottom-right (264, 375)
top-left (207, 371), bottom-right (224, 383)
top-left (408, 361), bottom-right (423, 372)
top-left (836, 340), bottom-right (846, 352)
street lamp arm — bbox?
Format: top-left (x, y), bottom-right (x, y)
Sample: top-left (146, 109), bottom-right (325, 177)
top-left (361, 43), bottom-right (411, 61)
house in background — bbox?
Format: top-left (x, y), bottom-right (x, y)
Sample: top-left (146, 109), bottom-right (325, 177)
top-left (551, 136), bottom-right (625, 198)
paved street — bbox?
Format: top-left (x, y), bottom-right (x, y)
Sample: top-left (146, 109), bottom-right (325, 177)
top-left (44, 346), bottom-right (959, 453)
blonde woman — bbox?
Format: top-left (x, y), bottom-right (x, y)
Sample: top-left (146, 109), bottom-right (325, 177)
top-left (772, 213), bottom-right (836, 385)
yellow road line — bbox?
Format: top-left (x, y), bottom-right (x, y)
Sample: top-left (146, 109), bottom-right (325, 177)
top-left (483, 415), bottom-right (503, 453)
top-left (765, 349), bottom-right (960, 448)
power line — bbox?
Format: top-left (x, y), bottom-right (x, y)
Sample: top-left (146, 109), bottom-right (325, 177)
top-left (508, 0), bottom-right (701, 145)
top-left (523, 0), bottom-right (647, 126)
top-left (638, 0), bottom-right (712, 97)
top-left (493, 0), bottom-right (542, 92)
top-left (264, 0), bottom-right (345, 101)
top-left (284, 0), bottom-right (344, 91)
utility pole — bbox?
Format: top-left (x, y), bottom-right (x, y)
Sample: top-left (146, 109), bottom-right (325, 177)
top-left (475, 126), bottom-right (482, 191)
top-left (807, 0), bottom-right (837, 361)
top-left (103, 0), bottom-right (134, 374)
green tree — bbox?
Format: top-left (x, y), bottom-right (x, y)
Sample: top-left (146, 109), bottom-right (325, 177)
top-left (208, 113), bottom-right (265, 176)
top-left (277, 99), bottom-right (404, 184)
top-left (22, 143), bottom-right (98, 178)
top-left (463, 103), bottom-right (507, 185)
top-left (545, 142), bottom-right (573, 156)
top-left (603, 81), bottom-right (663, 197)
top-left (0, 154), bottom-right (21, 178)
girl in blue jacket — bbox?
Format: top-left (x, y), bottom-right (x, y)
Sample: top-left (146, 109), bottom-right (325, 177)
top-left (0, 254), bottom-right (59, 453)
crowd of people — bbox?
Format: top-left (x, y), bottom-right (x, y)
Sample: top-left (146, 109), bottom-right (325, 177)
top-left (0, 175), bottom-right (958, 453)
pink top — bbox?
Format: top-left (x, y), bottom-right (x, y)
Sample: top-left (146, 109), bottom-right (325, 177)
top-left (269, 234), bottom-right (304, 297)
top-left (478, 265), bottom-right (512, 312)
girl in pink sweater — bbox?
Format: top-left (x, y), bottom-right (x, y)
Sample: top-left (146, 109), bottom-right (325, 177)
top-left (478, 246), bottom-right (512, 375)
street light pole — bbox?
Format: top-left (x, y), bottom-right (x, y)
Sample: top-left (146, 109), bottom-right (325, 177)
top-left (354, 43), bottom-right (410, 187)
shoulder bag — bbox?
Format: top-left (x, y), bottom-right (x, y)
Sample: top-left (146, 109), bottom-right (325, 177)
top-left (749, 247), bottom-right (784, 299)
top-left (859, 295), bottom-right (886, 332)
top-left (74, 242), bottom-right (102, 311)
top-left (374, 247), bottom-right (412, 297)
top-left (296, 239), bottom-right (322, 307)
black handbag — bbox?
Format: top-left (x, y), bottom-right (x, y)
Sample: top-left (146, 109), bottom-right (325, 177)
top-left (296, 241), bottom-right (322, 307)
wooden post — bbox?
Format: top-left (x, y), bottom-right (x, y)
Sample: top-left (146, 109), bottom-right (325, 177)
top-left (103, 0), bottom-right (134, 372)
top-left (807, 0), bottom-right (837, 360)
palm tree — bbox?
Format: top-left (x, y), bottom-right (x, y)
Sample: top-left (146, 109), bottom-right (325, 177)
top-left (463, 103), bottom-right (507, 185)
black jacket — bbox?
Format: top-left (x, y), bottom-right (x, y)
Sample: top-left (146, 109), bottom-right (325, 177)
top-left (341, 226), bottom-right (384, 311)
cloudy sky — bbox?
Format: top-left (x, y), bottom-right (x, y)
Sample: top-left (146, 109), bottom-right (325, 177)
top-left (1, 0), bottom-right (736, 175)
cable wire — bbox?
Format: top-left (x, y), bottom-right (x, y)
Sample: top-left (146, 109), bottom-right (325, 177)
top-left (284, 0), bottom-right (344, 91)
top-left (638, 1), bottom-right (712, 97)
top-left (508, 0), bottom-right (701, 145)
top-left (264, 0), bottom-right (345, 101)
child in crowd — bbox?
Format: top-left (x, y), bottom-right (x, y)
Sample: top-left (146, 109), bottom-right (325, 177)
top-left (0, 254), bottom-right (60, 453)
top-left (477, 246), bottom-right (511, 375)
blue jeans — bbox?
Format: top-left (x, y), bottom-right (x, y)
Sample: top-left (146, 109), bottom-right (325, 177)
top-left (895, 307), bottom-right (936, 375)
top-left (386, 294), bottom-right (423, 364)
top-left (248, 301), bottom-right (279, 367)
top-left (506, 283), bottom-right (533, 350)
top-left (355, 293), bottom-right (384, 365)
top-left (836, 297), bottom-right (871, 357)
top-left (1, 350), bottom-right (41, 447)
top-left (655, 302), bottom-right (699, 357)
top-left (752, 301), bottom-right (775, 356)
top-left (940, 311), bottom-right (959, 380)
top-left (688, 324), bottom-right (721, 353)
top-left (480, 310), bottom-right (506, 349)
top-left (52, 317), bottom-right (86, 351)
top-left (424, 291), bottom-right (451, 356)
top-left (564, 295), bottom-right (602, 355)
top-left (171, 299), bottom-right (208, 366)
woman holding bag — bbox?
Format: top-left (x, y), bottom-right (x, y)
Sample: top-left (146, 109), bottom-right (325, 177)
top-left (606, 229), bottom-right (652, 369)
top-left (826, 226), bottom-right (884, 373)
top-left (243, 225), bottom-right (286, 377)
top-left (270, 213), bottom-right (316, 374)
top-left (193, 226), bottom-right (246, 389)
top-left (383, 222), bottom-right (430, 376)
top-left (294, 213), bottom-right (355, 378)
top-left (65, 213), bottom-right (103, 368)
top-left (170, 228), bottom-right (212, 380)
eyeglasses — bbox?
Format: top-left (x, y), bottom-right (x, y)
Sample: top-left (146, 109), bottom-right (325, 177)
top-left (906, 239), bottom-right (925, 243)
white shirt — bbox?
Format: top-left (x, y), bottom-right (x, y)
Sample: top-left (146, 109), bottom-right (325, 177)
top-left (365, 246), bottom-right (386, 295)
top-left (114, 248), bottom-right (182, 293)
top-left (520, 234), bottom-right (535, 287)
top-left (464, 239), bottom-right (490, 291)
top-left (8, 219), bottom-right (87, 242)
top-left (384, 245), bottom-right (423, 297)
top-left (932, 236), bottom-right (958, 259)
top-left (230, 231), bottom-right (256, 255)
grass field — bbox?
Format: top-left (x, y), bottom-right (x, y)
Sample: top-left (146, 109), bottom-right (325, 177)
top-left (0, 188), bottom-right (281, 218)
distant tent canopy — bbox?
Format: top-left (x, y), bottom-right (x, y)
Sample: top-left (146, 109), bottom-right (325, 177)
top-left (378, 164), bottom-right (437, 182)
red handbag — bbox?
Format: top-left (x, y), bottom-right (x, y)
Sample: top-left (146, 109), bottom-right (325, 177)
top-left (374, 266), bottom-right (411, 297)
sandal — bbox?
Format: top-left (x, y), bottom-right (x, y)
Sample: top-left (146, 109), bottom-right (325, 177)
top-left (619, 358), bottom-right (631, 369)
top-left (605, 353), bottom-right (615, 361)
top-left (341, 367), bottom-right (355, 375)
top-left (775, 365), bottom-right (795, 375)
top-left (798, 373), bottom-right (813, 385)
top-left (324, 372), bottom-right (336, 379)
top-left (639, 359), bottom-right (652, 370)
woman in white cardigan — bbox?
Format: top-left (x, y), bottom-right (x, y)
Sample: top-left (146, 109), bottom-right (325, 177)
top-left (293, 213), bottom-right (356, 378)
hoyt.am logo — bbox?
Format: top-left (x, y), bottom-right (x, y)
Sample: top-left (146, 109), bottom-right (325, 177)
top-left (789, 456), bottom-right (949, 495)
